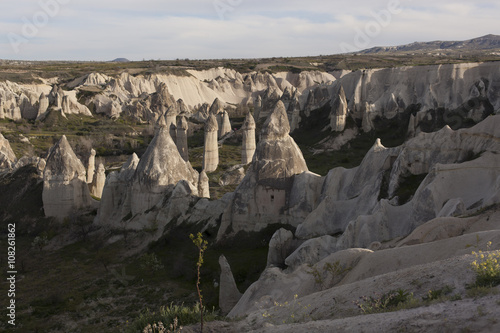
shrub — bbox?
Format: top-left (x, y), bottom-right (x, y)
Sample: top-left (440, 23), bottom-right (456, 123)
top-left (354, 289), bottom-right (415, 314)
top-left (470, 242), bottom-right (500, 287)
top-left (422, 286), bottom-right (454, 302)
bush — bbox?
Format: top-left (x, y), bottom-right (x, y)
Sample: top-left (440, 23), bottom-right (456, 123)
top-left (470, 242), bottom-right (500, 287)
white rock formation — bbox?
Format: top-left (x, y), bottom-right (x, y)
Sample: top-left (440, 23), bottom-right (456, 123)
top-left (295, 116), bottom-right (500, 251)
top-left (217, 101), bottom-right (308, 239)
top-left (203, 114), bottom-right (219, 173)
top-left (336, 62), bottom-right (500, 132)
top-left (42, 135), bottom-right (93, 219)
top-left (219, 111), bottom-right (232, 138)
top-left (255, 87), bottom-right (281, 121)
top-left (91, 163), bottom-right (106, 198)
top-left (129, 126), bottom-right (198, 215)
top-left (330, 84), bottom-right (348, 131)
top-left (241, 112), bottom-right (256, 164)
top-left (96, 153), bottom-right (139, 226)
top-left (165, 105), bottom-right (178, 142)
top-left (209, 98), bottom-right (224, 115)
top-left (198, 170), bottom-right (210, 199)
top-left (87, 149), bottom-right (96, 183)
top-left (37, 93), bottom-right (49, 120)
top-left (0, 132), bottom-right (17, 170)
top-left (219, 165), bottom-right (245, 186)
top-left (219, 255), bottom-right (242, 315)
top-left (176, 116), bottom-right (189, 162)
top-left (295, 139), bottom-right (400, 240)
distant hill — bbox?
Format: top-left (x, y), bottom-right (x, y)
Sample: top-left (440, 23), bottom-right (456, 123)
top-left (360, 34), bottom-right (500, 55)
top-left (110, 58), bottom-right (130, 63)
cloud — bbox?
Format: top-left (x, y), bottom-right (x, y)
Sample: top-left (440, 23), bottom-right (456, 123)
top-left (0, 0), bottom-right (499, 60)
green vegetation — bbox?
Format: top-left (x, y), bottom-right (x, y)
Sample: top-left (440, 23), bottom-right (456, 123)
top-left (127, 303), bottom-right (218, 333)
top-left (190, 232), bottom-right (209, 332)
top-left (354, 289), bottom-right (417, 314)
top-left (470, 242), bottom-right (500, 288)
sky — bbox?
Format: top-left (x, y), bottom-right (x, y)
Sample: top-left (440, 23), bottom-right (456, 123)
top-left (0, 0), bottom-right (499, 61)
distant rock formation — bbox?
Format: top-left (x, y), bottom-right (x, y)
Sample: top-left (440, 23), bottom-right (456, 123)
top-left (217, 101), bottom-right (308, 239)
top-left (86, 149), bottom-right (96, 183)
top-left (219, 255), bottom-right (242, 315)
top-left (209, 98), bottom-right (224, 115)
top-left (203, 114), bottom-right (219, 173)
top-left (37, 93), bottom-right (49, 120)
top-left (241, 112), bottom-right (256, 164)
top-left (330, 85), bottom-right (348, 132)
top-left (165, 105), bottom-right (178, 142)
top-left (0, 132), bottom-right (17, 170)
top-left (176, 116), bottom-right (189, 161)
top-left (129, 126), bottom-right (198, 215)
top-left (42, 136), bottom-right (93, 219)
top-left (49, 85), bottom-right (64, 108)
top-left (91, 163), bottom-right (106, 198)
top-left (219, 111), bottom-right (232, 138)
top-left (255, 87), bottom-right (281, 121)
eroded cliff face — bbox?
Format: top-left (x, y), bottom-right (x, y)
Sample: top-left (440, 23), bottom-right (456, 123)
top-left (3, 63), bottom-right (499, 141)
top-left (217, 101), bottom-right (309, 239)
top-left (227, 114), bottom-right (500, 318)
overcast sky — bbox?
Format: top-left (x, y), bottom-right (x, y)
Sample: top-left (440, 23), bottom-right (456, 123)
top-left (1, 0), bottom-right (499, 61)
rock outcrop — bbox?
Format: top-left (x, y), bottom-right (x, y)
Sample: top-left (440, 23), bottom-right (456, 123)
top-left (330, 84), bottom-right (348, 131)
top-left (165, 105), bottom-right (178, 142)
top-left (96, 153), bottom-right (139, 226)
top-left (241, 112), bottom-right (256, 164)
top-left (198, 170), bottom-right (210, 198)
top-left (209, 98), bottom-right (224, 115)
top-left (90, 163), bottom-right (106, 198)
top-left (176, 116), bottom-right (189, 162)
top-left (217, 101), bottom-right (308, 239)
top-left (0, 132), bottom-right (17, 170)
top-left (129, 126), bottom-right (198, 215)
top-left (203, 114), bottom-right (219, 173)
top-left (219, 255), bottom-right (242, 315)
top-left (295, 116), bottom-right (500, 250)
top-left (37, 93), bottom-right (49, 120)
top-left (219, 111), bottom-right (232, 138)
top-left (42, 136), bottom-right (93, 219)
top-left (86, 149), bottom-right (96, 183)
top-left (267, 228), bottom-right (295, 268)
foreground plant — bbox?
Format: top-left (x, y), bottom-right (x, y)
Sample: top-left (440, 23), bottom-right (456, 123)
top-left (128, 303), bottom-right (218, 333)
top-left (470, 241), bottom-right (500, 287)
top-left (143, 318), bottom-right (182, 333)
top-left (190, 232), bottom-right (208, 333)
